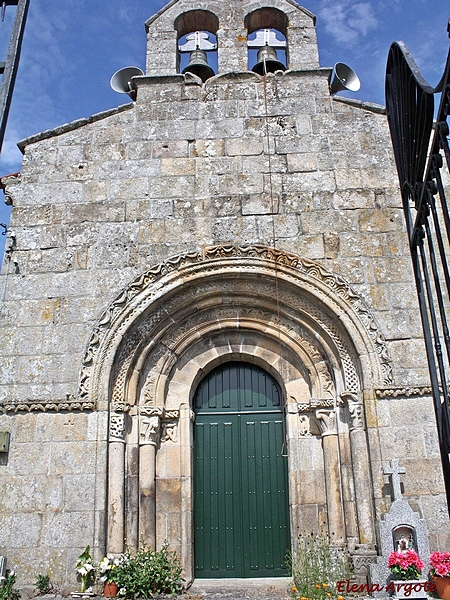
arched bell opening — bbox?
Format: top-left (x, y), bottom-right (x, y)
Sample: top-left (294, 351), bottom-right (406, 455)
top-left (245, 8), bottom-right (288, 74)
top-left (175, 10), bottom-right (218, 82)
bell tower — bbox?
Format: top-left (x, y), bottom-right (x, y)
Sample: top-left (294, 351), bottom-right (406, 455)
top-left (144, 0), bottom-right (319, 79)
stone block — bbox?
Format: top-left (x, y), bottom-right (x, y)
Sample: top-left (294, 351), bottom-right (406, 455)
top-left (373, 256), bottom-right (414, 283)
top-left (359, 209), bottom-right (404, 233)
top-left (148, 175), bottom-right (195, 199)
top-left (226, 138), bottom-right (263, 156)
top-left (49, 442), bottom-right (98, 475)
top-left (287, 153), bottom-right (317, 172)
top-left (161, 158), bottom-right (195, 175)
top-left (191, 139), bottom-right (225, 158)
top-left (63, 474), bottom-right (96, 511)
top-left (156, 478), bottom-right (181, 513)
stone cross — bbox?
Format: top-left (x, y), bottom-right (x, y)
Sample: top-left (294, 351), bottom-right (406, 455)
top-left (0, 556), bottom-right (6, 578)
top-left (383, 458), bottom-right (406, 501)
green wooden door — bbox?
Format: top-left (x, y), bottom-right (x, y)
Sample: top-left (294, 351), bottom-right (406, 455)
top-left (194, 362), bottom-right (290, 578)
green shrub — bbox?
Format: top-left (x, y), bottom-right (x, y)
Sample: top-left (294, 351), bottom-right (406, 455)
top-left (113, 543), bottom-right (183, 598)
top-left (288, 533), bottom-right (353, 600)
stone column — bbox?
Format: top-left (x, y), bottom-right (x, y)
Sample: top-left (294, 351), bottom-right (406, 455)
top-left (108, 412), bottom-right (126, 553)
top-left (341, 392), bottom-right (376, 547)
top-left (316, 408), bottom-right (346, 541)
top-left (139, 407), bottom-right (162, 549)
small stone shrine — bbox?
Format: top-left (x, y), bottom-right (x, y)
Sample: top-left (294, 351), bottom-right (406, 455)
top-left (370, 459), bottom-right (431, 593)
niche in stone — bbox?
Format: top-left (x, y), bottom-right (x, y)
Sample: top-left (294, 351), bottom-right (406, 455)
top-left (175, 10), bottom-right (218, 82)
top-left (393, 525), bottom-right (417, 553)
top-left (245, 8), bottom-right (288, 73)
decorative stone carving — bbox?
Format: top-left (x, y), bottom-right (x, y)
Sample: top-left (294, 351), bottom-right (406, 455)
top-left (316, 409), bottom-right (338, 435)
top-left (0, 398), bottom-right (95, 414)
top-left (109, 413), bottom-right (126, 442)
top-left (139, 416), bottom-right (160, 446)
top-left (298, 414), bottom-right (312, 437)
top-left (341, 391), bottom-right (365, 429)
top-left (351, 544), bottom-right (378, 582)
top-left (78, 245), bottom-right (393, 405)
top-left (375, 387), bottom-right (433, 398)
top-left (161, 421), bottom-right (178, 443)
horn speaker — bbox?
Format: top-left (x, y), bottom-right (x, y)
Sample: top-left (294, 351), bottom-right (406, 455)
top-left (110, 66), bottom-right (144, 98)
top-left (329, 62), bottom-right (360, 94)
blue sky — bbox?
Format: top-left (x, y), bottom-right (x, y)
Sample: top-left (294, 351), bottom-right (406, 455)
top-left (0, 0), bottom-right (448, 256)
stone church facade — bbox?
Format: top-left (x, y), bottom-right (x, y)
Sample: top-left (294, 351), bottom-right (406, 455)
top-left (0, 0), bottom-right (449, 589)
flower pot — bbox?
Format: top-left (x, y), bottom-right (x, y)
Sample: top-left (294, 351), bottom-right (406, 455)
top-left (104, 582), bottom-right (118, 598)
top-left (433, 576), bottom-right (450, 600)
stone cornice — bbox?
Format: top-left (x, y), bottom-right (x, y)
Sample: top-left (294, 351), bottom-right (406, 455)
top-left (0, 397), bottom-right (95, 414)
top-left (375, 386), bottom-right (433, 399)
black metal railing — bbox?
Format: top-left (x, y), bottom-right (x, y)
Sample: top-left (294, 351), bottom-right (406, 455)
top-left (385, 23), bottom-right (450, 515)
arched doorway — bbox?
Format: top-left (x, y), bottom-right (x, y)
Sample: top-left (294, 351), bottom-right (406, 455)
top-left (193, 362), bottom-right (290, 578)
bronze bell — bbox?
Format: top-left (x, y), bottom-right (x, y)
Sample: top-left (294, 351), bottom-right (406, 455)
top-left (182, 50), bottom-right (215, 82)
top-left (252, 46), bottom-right (285, 75)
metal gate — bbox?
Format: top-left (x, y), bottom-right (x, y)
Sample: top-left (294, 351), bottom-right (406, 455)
top-left (385, 25), bottom-right (450, 514)
top-left (193, 362), bottom-right (290, 578)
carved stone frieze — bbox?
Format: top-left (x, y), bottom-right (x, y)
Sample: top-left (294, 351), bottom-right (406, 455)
top-left (297, 398), bottom-right (335, 413)
top-left (375, 386), bottom-right (433, 399)
top-left (78, 245), bottom-right (392, 406)
top-left (0, 397), bottom-right (95, 414)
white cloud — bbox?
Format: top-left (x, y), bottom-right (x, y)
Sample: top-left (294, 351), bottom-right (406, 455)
top-left (319, 1), bottom-right (379, 46)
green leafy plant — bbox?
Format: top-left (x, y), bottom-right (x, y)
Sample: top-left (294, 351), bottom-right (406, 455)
top-left (0, 570), bottom-right (20, 600)
top-left (34, 573), bottom-right (52, 595)
top-left (112, 542), bottom-right (183, 598)
top-left (388, 550), bottom-right (424, 580)
top-left (75, 545), bottom-right (95, 593)
top-left (288, 533), bottom-right (353, 600)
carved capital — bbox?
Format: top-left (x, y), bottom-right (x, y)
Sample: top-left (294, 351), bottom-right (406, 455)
top-left (316, 409), bottom-right (338, 436)
top-left (298, 414), bottom-right (312, 437)
top-left (341, 391), bottom-right (365, 429)
top-left (109, 413), bottom-right (126, 442)
top-left (139, 415), bottom-right (160, 446)
top-left (161, 421), bottom-right (178, 443)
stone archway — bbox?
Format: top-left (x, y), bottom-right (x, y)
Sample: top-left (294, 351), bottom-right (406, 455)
top-left (79, 245), bottom-right (392, 582)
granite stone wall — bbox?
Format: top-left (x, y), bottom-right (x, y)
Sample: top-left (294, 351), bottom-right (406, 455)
top-left (0, 0), bottom-right (448, 588)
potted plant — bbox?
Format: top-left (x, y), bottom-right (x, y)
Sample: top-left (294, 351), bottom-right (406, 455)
top-left (98, 555), bottom-right (126, 598)
top-left (75, 546), bottom-right (95, 594)
top-left (430, 552), bottom-right (450, 599)
top-left (387, 550), bottom-right (426, 599)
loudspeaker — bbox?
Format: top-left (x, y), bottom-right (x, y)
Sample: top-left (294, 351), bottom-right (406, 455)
top-left (329, 62), bottom-right (360, 95)
top-left (110, 66), bottom-right (144, 98)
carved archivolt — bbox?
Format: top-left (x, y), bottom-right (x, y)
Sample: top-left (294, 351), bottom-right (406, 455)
top-left (74, 245), bottom-right (392, 410)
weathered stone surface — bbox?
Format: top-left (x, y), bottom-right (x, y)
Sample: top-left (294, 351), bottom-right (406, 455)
top-left (0, 0), bottom-right (447, 589)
